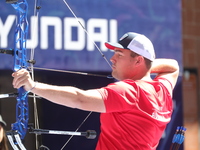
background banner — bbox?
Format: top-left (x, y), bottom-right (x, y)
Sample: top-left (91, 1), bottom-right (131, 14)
top-left (0, 0), bottom-right (183, 149)
top-left (0, 0), bottom-right (182, 71)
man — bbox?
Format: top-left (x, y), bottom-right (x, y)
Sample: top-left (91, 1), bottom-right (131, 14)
top-left (12, 32), bottom-right (179, 150)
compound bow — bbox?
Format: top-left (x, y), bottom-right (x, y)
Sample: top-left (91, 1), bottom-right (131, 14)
top-left (1, 0), bottom-right (30, 149)
top-left (0, 0), bottom-right (112, 149)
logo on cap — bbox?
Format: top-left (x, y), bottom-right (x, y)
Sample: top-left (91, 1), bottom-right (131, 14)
top-left (119, 33), bottom-right (128, 41)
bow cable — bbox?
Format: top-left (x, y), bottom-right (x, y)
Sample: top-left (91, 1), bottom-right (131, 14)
top-left (28, 0), bottom-right (42, 149)
top-left (60, 1), bottom-right (113, 149)
top-left (60, 111), bottom-right (93, 150)
top-left (63, 0), bottom-right (112, 69)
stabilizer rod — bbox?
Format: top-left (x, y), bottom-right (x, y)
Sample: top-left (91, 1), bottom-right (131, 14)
top-left (28, 125), bottom-right (96, 139)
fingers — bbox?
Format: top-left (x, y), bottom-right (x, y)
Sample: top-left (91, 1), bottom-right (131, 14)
top-left (12, 69), bottom-right (31, 89)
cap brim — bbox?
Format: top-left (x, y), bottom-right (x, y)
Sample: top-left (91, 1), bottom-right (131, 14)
top-left (0, 121), bottom-right (6, 126)
top-left (105, 42), bottom-right (124, 50)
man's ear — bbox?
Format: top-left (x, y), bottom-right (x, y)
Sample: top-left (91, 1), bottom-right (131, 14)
top-left (135, 56), bottom-right (144, 66)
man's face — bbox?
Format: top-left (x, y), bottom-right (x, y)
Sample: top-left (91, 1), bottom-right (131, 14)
top-left (110, 48), bottom-right (138, 80)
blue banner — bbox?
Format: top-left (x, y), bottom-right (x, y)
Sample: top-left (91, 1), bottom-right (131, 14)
top-left (0, 0), bottom-right (183, 149)
top-left (0, 0), bottom-right (182, 72)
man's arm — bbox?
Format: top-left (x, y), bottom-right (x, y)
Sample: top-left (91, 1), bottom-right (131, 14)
top-left (150, 58), bottom-right (179, 89)
top-left (12, 69), bottom-right (106, 113)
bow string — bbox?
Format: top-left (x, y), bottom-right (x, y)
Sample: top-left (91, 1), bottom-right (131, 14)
top-left (59, 1), bottom-right (113, 149)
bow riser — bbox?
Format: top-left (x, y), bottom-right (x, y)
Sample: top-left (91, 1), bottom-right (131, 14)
top-left (12, 0), bottom-right (28, 71)
top-left (9, 0), bottom-right (29, 140)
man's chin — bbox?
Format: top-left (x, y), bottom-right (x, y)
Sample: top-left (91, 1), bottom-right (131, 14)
top-left (111, 72), bottom-right (120, 80)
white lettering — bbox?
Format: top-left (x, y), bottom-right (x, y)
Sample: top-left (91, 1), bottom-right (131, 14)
top-left (64, 17), bottom-right (85, 51)
top-left (109, 19), bottom-right (118, 43)
top-left (40, 16), bottom-right (62, 50)
top-left (87, 19), bottom-right (108, 51)
top-left (0, 15), bottom-right (15, 48)
top-left (27, 16), bottom-right (39, 49)
top-left (0, 15), bottom-right (118, 51)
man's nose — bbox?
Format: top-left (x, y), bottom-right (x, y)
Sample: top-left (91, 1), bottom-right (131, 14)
top-left (110, 56), bottom-right (115, 64)
top-left (110, 54), bottom-right (116, 62)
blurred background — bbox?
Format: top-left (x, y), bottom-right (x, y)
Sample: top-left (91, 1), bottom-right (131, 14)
top-left (0, 0), bottom-right (199, 149)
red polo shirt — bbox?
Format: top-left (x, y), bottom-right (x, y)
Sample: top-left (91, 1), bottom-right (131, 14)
top-left (96, 77), bottom-right (173, 150)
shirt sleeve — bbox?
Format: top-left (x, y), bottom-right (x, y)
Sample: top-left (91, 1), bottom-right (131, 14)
top-left (97, 81), bottom-right (138, 113)
top-left (153, 77), bottom-right (173, 96)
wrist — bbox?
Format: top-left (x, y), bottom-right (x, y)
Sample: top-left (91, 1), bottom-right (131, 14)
top-left (27, 81), bottom-right (37, 93)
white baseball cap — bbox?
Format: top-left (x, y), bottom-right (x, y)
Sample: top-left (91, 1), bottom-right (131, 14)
top-left (105, 32), bottom-right (155, 61)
